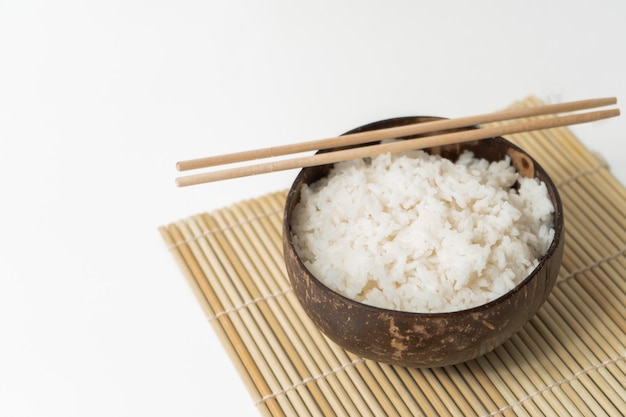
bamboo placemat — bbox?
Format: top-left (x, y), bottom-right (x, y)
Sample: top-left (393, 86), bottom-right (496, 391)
top-left (159, 96), bottom-right (626, 417)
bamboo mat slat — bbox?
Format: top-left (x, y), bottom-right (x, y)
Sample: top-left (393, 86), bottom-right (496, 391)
top-left (159, 96), bottom-right (626, 417)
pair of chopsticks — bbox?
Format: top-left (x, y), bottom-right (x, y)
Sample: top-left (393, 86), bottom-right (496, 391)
top-left (175, 97), bottom-right (619, 187)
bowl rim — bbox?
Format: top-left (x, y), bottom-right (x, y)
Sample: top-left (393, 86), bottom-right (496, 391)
top-left (284, 116), bottom-right (564, 317)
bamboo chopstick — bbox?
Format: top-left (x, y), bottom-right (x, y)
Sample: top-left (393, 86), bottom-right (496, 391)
top-left (176, 97), bottom-right (620, 187)
top-left (177, 97), bottom-right (616, 173)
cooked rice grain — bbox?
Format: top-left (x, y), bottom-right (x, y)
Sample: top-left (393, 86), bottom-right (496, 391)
top-left (291, 150), bottom-right (555, 313)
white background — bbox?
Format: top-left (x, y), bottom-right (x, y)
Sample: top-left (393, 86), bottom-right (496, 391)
top-left (1, 1), bottom-right (624, 416)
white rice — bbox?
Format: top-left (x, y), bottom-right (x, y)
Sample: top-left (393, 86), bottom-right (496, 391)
top-left (291, 149), bottom-right (555, 313)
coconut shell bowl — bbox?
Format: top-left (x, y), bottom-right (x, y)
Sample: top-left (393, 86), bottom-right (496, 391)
top-left (282, 116), bottom-right (565, 368)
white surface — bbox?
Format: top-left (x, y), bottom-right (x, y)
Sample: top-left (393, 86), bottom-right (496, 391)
top-left (1, 1), bottom-right (624, 416)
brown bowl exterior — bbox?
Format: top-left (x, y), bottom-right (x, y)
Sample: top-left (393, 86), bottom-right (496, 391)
top-left (283, 116), bottom-right (564, 368)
